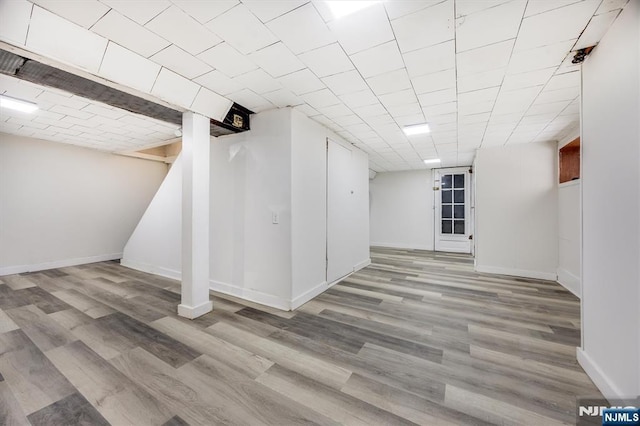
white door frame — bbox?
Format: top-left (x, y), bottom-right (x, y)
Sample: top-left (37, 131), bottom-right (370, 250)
top-left (433, 167), bottom-right (473, 254)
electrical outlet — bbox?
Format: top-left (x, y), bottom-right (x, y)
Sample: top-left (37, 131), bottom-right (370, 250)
top-left (272, 212), bottom-right (279, 224)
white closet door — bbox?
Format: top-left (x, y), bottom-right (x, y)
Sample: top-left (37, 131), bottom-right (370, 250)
top-left (327, 139), bottom-right (354, 283)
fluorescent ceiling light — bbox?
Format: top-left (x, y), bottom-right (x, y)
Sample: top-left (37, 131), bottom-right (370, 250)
top-left (0, 95), bottom-right (38, 113)
top-left (327, 1), bottom-right (380, 19)
top-left (423, 158), bottom-right (441, 164)
top-left (403, 123), bottom-right (431, 136)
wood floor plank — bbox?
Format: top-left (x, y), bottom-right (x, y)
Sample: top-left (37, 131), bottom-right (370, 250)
top-left (46, 340), bottom-right (173, 425)
top-left (0, 247), bottom-right (601, 425)
top-left (26, 391), bottom-right (110, 426)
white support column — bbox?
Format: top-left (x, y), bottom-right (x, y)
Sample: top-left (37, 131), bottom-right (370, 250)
top-left (178, 111), bottom-right (212, 319)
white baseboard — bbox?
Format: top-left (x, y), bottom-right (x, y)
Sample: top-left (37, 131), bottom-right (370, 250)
top-left (209, 279), bottom-right (291, 311)
top-left (354, 258), bottom-right (371, 271)
top-left (371, 242), bottom-right (434, 251)
top-left (557, 268), bottom-right (581, 298)
top-left (178, 300), bottom-right (213, 319)
top-left (120, 258), bottom-right (181, 281)
top-left (0, 253), bottom-right (123, 276)
top-left (291, 281), bottom-right (328, 310)
top-left (577, 348), bottom-right (632, 402)
top-left (475, 264), bottom-right (557, 281)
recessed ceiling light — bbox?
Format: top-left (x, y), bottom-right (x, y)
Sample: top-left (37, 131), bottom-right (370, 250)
top-left (326, 1), bottom-right (380, 19)
top-left (0, 95), bottom-right (38, 113)
top-left (423, 158), bottom-right (441, 164)
top-left (403, 123), bottom-right (431, 136)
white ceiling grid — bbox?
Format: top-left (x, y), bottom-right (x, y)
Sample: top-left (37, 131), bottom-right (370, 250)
top-left (0, 0), bottom-right (630, 169)
top-left (0, 74), bottom-right (180, 151)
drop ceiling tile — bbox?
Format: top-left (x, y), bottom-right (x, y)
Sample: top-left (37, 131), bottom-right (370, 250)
top-left (457, 68), bottom-right (505, 93)
top-left (403, 40), bottom-right (455, 78)
top-left (560, 100), bottom-right (580, 115)
top-left (241, 0), bottom-right (308, 23)
top-left (0, 0), bottom-right (31, 45)
top-left (261, 88), bottom-right (303, 107)
top-left (417, 88), bottom-right (457, 107)
top-left (277, 68), bottom-right (325, 95)
top-left (514, 0), bottom-right (600, 51)
top-left (379, 89), bottom-right (418, 107)
top-left (231, 83), bottom-right (273, 107)
top-left (298, 43), bottom-right (354, 78)
top-left (197, 43), bottom-right (257, 77)
top-left (321, 70), bottom-right (369, 95)
top-left (501, 67), bottom-right (555, 91)
top-left (267, 3), bottom-right (336, 54)
top-left (458, 86), bottom-right (500, 105)
top-left (460, 112), bottom-right (491, 124)
top-left (192, 70), bottom-right (241, 95)
top-left (492, 86), bottom-right (542, 114)
top-left (146, 6), bottom-right (222, 55)
top-left (524, 0), bottom-right (582, 18)
top-left (328, 3), bottom-right (394, 54)
top-left (350, 41), bottom-right (404, 78)
top-left (301, 88), bottom-right (340, 109)
top-left (27, 6), bottom-right (108, 73)
top-left (295, 104), bottom-right (320, 117)
top-left (99, 42), bottom-right (161, 93)
top-left (249, 42), bottom-right (305, 78)
top-left (395, 113), bottom-right (427, 126)
top-left (340, 90), bottom-right (379, 109)
top-left (458, 100), bottom-right (495, 116)
top-left (384, 0), bottom-right (443, 20)
top-left (233, 69), bottom-right (282, 94)
top-left (456, 0), bottom-right (525, 52)
top-left (190, 87), bottom-right (232, 121)
top-left (50, 105), bottom-right (94, 120)
top-left (317, 103), bottom-right (354, 119)
top-left (595, 0), bottom-right (629, 14)
top-left (171, 0), bottom-right (239, 24)
top-left (456, 39), bottom-right (514, 76)
top-left (388, 102), bottom-right (423, 117)
top-left (100, 0), bottom-right (171, 25)
top-left (331, 114), bottom-right (362, 126)
top-left (151, 68), bottom-right (200, 108)
top-left (391, 1), bottom-right (454, 53)
top-left (149, 45), bottom-right (212, 79)
top-left (207, 4), bottom-right (277, 54)
top-left (456, 0), bottom-right (512, 17)
top-left (30, 0), bottom-right (109, 28)
top-left (508, 40), bottom-right (574, 74)
top-left (366, 69), bottom-right (412, 96)
top-left (545, 71), bottom-right (581, 91)
top-left (412, 69), bottom-right (456, 94)
top-left (81, 104), bottom-right (126, 120)
top-left (352, 103), bottom-right (387, 117)
top-left (574, 10), bottom-right (620, 50)
top-left (36, 91), bottom-right (89, 111)
top-left (92, 10), bottom-right (171, 58)
top-left (534, 87), bottom-right (578, 104)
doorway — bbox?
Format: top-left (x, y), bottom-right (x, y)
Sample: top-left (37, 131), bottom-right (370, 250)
top-left (434, 167), bottom-right (473, 253)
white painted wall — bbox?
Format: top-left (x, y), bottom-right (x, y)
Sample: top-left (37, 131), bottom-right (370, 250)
top-left (0, 134), bottom-right (167, 275)
top-left (474, 141), bottom-right (558, 280)
top-left (558, 181), bottom-right (581, 296)
top-left (557, 134), bottom-right (581, 297)
top-left (370, 170), bottom-right (434, 250)
top-left (122, 157), bottom-right (182, 279)
top-left (122, 108), bottom-right (369, 310)
top-left (578, 0), bottom-right (639, 401)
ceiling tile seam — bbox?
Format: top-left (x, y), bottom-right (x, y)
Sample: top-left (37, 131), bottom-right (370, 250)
top-left (455, 0), bottom-right (512, 18)
top-left (380, 1), bottom-right (433, 164)
top-left (522, 94), bottom-right (581, 143)
top-left (23, 3), bottom-right (36, 47)
top-left (248, 1), bottom-right (311, 25)
top-left (475, 2), bottom-right (529, 150)
top-left (87, 6), bottom-right (112, 31)
top-left (523, 0), bottom-right (589, 19)
top-left (138, 2), bottom-right (172, 26)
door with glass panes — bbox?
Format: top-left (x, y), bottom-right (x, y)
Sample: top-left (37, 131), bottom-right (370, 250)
top-left (434, 168), bottom-right (472, 253)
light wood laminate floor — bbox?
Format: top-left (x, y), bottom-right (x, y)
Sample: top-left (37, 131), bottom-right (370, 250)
top-left (0, 248), bottom-right (601, 425)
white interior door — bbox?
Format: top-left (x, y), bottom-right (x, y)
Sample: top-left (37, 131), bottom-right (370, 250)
top-left (327, 139), bottom-right (354, 283)
top-left (434, 168), bottom-right (472, 253)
